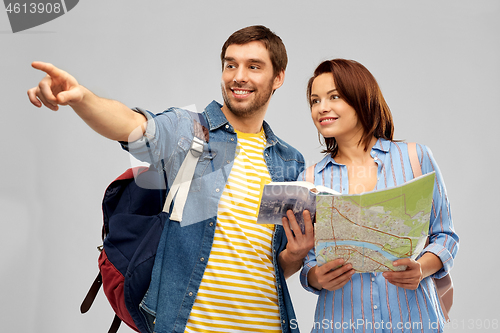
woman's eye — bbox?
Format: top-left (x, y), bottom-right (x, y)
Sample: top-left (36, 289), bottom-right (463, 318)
top-left (331, 95), bottom-right (340, 100)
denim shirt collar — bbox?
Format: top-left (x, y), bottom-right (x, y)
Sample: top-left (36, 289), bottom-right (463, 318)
top-left (204, 100), bottom-right (282, 148)
top-left (204, 100), bottom-right (228, 131)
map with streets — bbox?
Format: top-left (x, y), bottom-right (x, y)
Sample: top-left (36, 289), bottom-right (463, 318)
top-left (315, 172), bottom-right (436, 272)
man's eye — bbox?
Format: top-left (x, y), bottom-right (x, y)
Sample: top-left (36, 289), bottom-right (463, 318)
top-left (226, 64), bottom-right (235, 69)
top-left (250, 65), bottom-right (259, 70)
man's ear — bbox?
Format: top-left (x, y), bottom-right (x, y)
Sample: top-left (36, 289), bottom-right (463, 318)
top-left (272, 70), bottom-right (285, 91)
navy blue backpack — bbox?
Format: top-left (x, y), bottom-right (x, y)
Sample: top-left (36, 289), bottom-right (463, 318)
top-left (81, 165), bottom-right (168, 332)
top-left (80, 110), bottom-right (208, 332)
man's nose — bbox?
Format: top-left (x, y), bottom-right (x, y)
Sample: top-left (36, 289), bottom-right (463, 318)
top-left (233, 67), bottom-right (248, 84)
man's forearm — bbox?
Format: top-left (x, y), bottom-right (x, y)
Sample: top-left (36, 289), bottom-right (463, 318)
top-left (71, 87), bottom-right (147, 142)
top-left (29, 61), bottom-right (147, 141)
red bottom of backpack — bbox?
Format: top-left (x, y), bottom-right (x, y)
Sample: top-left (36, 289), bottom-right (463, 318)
top-left (99, 250), bottom-right (139, 332)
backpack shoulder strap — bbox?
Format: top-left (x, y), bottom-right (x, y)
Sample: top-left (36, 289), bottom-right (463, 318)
top-left (305, 164), bottom-right (316, 183)
top-left (163, 110), bottom-right (209, 222)
top-left (407, 142), bottom-right (422, 178)
top-left (409, 142), bottom-right (453, 321)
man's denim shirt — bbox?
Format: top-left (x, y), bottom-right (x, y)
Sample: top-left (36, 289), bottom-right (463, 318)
top-left (121, 101), bottom-right (305, 333)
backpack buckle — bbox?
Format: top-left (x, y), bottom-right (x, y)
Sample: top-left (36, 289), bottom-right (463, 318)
top-left (190, 137), bottom-right (204, 158)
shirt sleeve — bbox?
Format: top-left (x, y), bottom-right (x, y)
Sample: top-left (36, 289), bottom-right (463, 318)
top-left (119, 107), bottom-right (156, 152)
top-left (299, 248), bottom-right (321, 295)
top-left (119, 107), bottom-right (182, 170)
top-left (417, 144), bottom-right (459, 279)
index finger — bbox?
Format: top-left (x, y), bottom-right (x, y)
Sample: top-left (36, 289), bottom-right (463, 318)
top-left (318, 258), bottom-right (345, 272)
top-left (31, 61), bottom-right (62, 77)
top-left (393, 258), bottom-right (415, 268)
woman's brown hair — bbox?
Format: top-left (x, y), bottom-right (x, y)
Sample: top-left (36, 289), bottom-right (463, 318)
top-left (307, 59), bottom-right (394, 157)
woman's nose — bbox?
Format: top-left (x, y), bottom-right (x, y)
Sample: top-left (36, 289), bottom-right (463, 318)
top-left (319, 99), bottom-right (331, 113)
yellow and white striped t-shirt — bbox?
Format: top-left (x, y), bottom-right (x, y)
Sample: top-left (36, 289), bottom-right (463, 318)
top-left (185, 129), bottom-right (281, 333)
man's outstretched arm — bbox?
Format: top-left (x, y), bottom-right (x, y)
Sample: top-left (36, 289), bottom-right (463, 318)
top-left (27, 61), bottom-right (146, 142)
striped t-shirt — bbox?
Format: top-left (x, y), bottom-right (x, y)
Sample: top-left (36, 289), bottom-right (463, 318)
top-left (185, 128), bottom-right (281, 333)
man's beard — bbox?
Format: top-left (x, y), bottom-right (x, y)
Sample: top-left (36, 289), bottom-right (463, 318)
top-left (221, 81), bottom-right (274, 118)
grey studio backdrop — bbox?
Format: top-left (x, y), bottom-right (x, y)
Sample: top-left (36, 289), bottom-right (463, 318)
top-left (1, 1), bottom-right (498, 332)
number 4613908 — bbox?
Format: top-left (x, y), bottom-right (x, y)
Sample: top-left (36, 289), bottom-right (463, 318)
top-left (6, 2), bottom-right (62, 14)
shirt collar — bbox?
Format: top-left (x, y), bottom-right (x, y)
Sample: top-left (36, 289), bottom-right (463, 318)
top-left (204, 100), bottom-right (228, 130)
top-left (316, 138), bottom-right (392, 173)
top-left (262, 121), bottom-right (281, 148)
top-left (203, 100), bottom-right (282, 147)
top-left (372, 138), bottom-right (391, 153)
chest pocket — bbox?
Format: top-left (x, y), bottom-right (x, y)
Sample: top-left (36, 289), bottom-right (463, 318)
top-left (190, 146), bottom-right (217, 192)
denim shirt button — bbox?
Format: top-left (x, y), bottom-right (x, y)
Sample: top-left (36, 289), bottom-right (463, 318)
top-left (230, 138), bottom-right (234, 141)
top-left (188, 292), bottom-right (193, 296)
top-left (215, 188), bottom-right (220, 192)
top-left (209, 222), bottom-right (214, 227)
top-left (225, 125), bottom-right (229, 129)
top-left (200, 257), bottom-right (205, 262)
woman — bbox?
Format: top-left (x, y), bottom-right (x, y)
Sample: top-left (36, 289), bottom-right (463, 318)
top-left (296, 59), bottom-right (458, 332)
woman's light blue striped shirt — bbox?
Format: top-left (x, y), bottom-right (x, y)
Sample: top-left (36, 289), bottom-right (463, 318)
top-left (299, 139), bottom-right (459, 333)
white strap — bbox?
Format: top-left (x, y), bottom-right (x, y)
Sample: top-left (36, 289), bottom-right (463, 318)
top-left (163, 137), bottom-right (205, 222)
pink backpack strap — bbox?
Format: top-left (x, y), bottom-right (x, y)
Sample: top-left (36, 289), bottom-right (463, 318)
top-left (408, 142), bottom-right (453, 321)
top-left (305, 164), bottom-right (316, 183)
top-left (407, 142), bottom-right (422, 178)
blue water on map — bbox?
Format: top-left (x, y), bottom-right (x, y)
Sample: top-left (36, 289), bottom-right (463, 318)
top-left (321, 240), bottom-right (401, 261)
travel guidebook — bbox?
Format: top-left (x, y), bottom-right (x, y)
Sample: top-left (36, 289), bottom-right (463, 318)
top-left (256, 172), bottom-right (436, 272)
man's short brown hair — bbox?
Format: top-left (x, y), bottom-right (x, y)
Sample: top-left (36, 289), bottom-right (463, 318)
top-left (221, 25), bottom-right (287, 77)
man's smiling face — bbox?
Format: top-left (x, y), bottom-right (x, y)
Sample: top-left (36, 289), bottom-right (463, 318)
top-left (221, 41), bottom-right (282, 119)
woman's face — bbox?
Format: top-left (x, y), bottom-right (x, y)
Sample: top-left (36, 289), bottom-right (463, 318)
top-left (310, 73), bottom-right (363, 140)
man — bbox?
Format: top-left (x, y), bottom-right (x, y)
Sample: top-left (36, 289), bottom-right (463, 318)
top-left (28, 25), bottom-right (313, 333)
